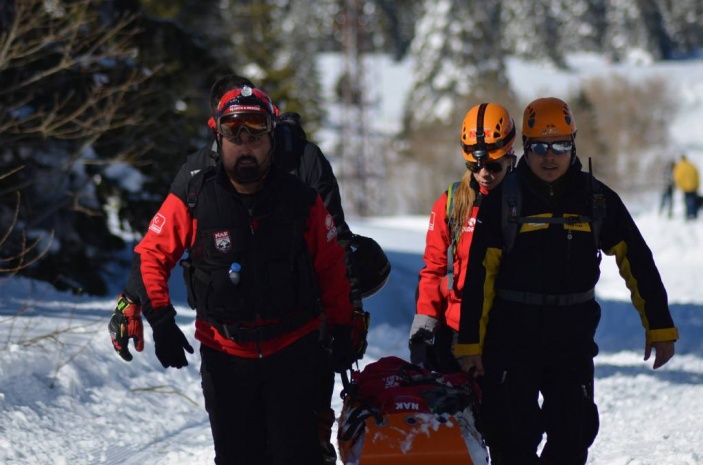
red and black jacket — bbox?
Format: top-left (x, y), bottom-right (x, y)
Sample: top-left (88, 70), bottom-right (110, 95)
top-left (415, 181), bottom-right (487, 332)
top-left (131, 164), bottom-right (353, 358)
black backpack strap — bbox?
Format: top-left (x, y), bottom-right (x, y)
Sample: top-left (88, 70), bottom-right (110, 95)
top-left (185, 166), bottom-right (216, 212)
top-left (181, 166), bottom-right (215, 310)
top-left (445, 181), bottom-right (461, 290)
top-left (501, 172), bottom-right (521, 255)
top-left (501, 166), bottom-right (605, 256)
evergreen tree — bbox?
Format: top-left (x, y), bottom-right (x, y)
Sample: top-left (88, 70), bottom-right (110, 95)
top-left (404, 0), bottom-right (511, 131)
top-left (215, 0), bottom-right (325, 133)
top-left (0, 0), bottom-right (224, 294)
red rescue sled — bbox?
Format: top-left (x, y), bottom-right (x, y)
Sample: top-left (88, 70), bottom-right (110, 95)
top-left (337, 356), bottom-right (488, 465)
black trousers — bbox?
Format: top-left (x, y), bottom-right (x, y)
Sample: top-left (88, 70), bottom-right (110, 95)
top-left (200, 332), bottom-right (325, 465)
top-left (479, 349), bottom-right (599, 465)
top-left (318, 366), bottom-right (337, 465)
top-left (479, 301), bottom-right (601, 465)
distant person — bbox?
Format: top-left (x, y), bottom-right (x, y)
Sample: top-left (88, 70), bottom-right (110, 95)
top-left (456, 97), bottom-right (679, 465)
top-left (659, 160), bottom-right (675, 218)
top-left (409, 103), bottom-right (516, 373)
top-left (673, 154), bottom-right (700, 220)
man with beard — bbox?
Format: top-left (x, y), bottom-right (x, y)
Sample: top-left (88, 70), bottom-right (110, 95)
top-left (114, 85), bottom-right (356, 464)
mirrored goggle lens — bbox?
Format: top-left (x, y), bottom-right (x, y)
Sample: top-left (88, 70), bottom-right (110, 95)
top-left (466, 161), bottom-right (503, 174)
top-left (217, 113), bottom-right (272, 137)
top-left (528, 140), bottom-right (573, 156)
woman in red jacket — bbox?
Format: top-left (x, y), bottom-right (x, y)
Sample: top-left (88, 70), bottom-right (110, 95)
top-left (409, 103), bottom-right (517, 372)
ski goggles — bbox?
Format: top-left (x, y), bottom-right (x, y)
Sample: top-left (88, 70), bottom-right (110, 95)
top-left (526, 140), bottom-right (574, 156)
top-left (466, 160), bottom-right (504, 174)
top-left (217, 112), bottom-right (273, 138)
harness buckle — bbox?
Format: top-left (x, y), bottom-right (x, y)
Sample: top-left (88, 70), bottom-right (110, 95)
top-left (222, 324), bottom-right (261, 343)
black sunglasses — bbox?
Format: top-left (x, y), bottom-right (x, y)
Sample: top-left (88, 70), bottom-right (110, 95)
top-left (466, 161), bottom-right (504, 174)
top-left (526, 140), bottom-right (574, 156)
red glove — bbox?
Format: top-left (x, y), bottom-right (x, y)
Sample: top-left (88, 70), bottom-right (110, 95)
top-left (108, 294), bottom-right (144, 361)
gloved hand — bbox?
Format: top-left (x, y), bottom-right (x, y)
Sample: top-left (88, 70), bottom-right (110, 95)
top-left (329, 325), bottom-right (357, 373)
top-left (408, 314), bottom-right (439, 367)
top-left (108, 294), bottom-right (144, 362)
top-left (152, 316), bottom-right (194, 369)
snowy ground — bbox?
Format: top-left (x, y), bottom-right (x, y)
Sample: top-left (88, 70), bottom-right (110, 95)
top-left (1, 205), bottom-right (703, 464)
top-left (3, 52), bottom-right (703, 464)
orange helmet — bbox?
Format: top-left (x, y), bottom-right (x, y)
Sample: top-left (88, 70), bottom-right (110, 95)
top-left (460, 103), bottom-right (516, 164)
top-left (522, 97), bottom-right (576, 139)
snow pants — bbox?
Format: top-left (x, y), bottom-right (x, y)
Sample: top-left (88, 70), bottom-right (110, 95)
top-left (200, 331), bottom-right (325, 465)
top-left (684, 191), bottom-right (699, 219)
top-left (478, 300), bottom-right (601, 465)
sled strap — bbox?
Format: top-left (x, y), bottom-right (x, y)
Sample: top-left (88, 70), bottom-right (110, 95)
top-left (496, 288), bottom-right (595, 306)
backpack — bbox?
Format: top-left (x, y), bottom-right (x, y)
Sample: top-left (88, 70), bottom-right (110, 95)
top-left (337, 356), bottom-right (488, 464)
top-left (273, 111), bottom-right (318, 180)
top-left (501, 159), bottom-right (606, 255)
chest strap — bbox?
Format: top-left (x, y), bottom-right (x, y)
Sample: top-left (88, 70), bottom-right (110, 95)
top-left (496, 288), bottom-right (595, 306)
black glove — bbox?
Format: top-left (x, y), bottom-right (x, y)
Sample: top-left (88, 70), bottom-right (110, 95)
top-left (408, 314), bottom-right (439, 368)
top-left (152, 317), bottom-right (194, 369)
top-left (108, 294), bottom-right (144, 362)
top-left (329, 325), bottom-right (356, 373)
top-left (409, 328), bottom-right (434, 367)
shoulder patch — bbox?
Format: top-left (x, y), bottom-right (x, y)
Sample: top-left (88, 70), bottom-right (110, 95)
top-left (149, 213), bottom-right (166, 234)
top-left (325, 214), bottom-right (338, 242)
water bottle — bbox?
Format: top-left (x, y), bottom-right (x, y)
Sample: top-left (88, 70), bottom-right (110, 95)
top-left (228, 262), bottom-right (241, 285)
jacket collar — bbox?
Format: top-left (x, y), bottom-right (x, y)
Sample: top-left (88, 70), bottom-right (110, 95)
top-left (516, 155), bottom-right (584, 200)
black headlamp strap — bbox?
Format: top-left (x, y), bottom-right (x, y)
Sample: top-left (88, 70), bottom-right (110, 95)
top-left (473, 103), bottom-right (489, 165)
top-left (475, 103), bottom-right (487, 147)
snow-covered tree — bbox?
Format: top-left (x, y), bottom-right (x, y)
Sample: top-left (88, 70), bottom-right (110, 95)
top-left (397, 0), bottom-right (518, 212)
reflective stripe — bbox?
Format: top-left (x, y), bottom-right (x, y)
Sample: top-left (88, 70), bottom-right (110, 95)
top-left (496, 288), bottom-right (595, 306)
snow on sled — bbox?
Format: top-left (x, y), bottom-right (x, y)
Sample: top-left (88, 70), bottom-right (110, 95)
top-left (337, 356), bottom-right (488, 465)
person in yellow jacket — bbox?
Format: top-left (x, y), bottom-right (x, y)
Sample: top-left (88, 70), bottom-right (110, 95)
top-left (673, 154), bottom-right (700, 219)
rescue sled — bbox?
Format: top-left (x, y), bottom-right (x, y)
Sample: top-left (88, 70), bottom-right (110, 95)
top-left (337, 356), bottom-right (488, 465)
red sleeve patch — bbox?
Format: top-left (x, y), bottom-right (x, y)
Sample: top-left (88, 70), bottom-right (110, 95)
top-left (149, 213), bottom-right (166, 234)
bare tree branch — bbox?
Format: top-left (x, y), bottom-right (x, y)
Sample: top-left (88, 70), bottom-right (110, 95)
top-left (0, 0), bottom-right (150, 142)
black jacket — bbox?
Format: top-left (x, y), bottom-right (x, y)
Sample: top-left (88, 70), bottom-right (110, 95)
top-left (186, 165), bottom-right (320, 324)
top-left (455, 156), bottom-right (678, 357)
top-left (124, 134), bottom-right (351, 310)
